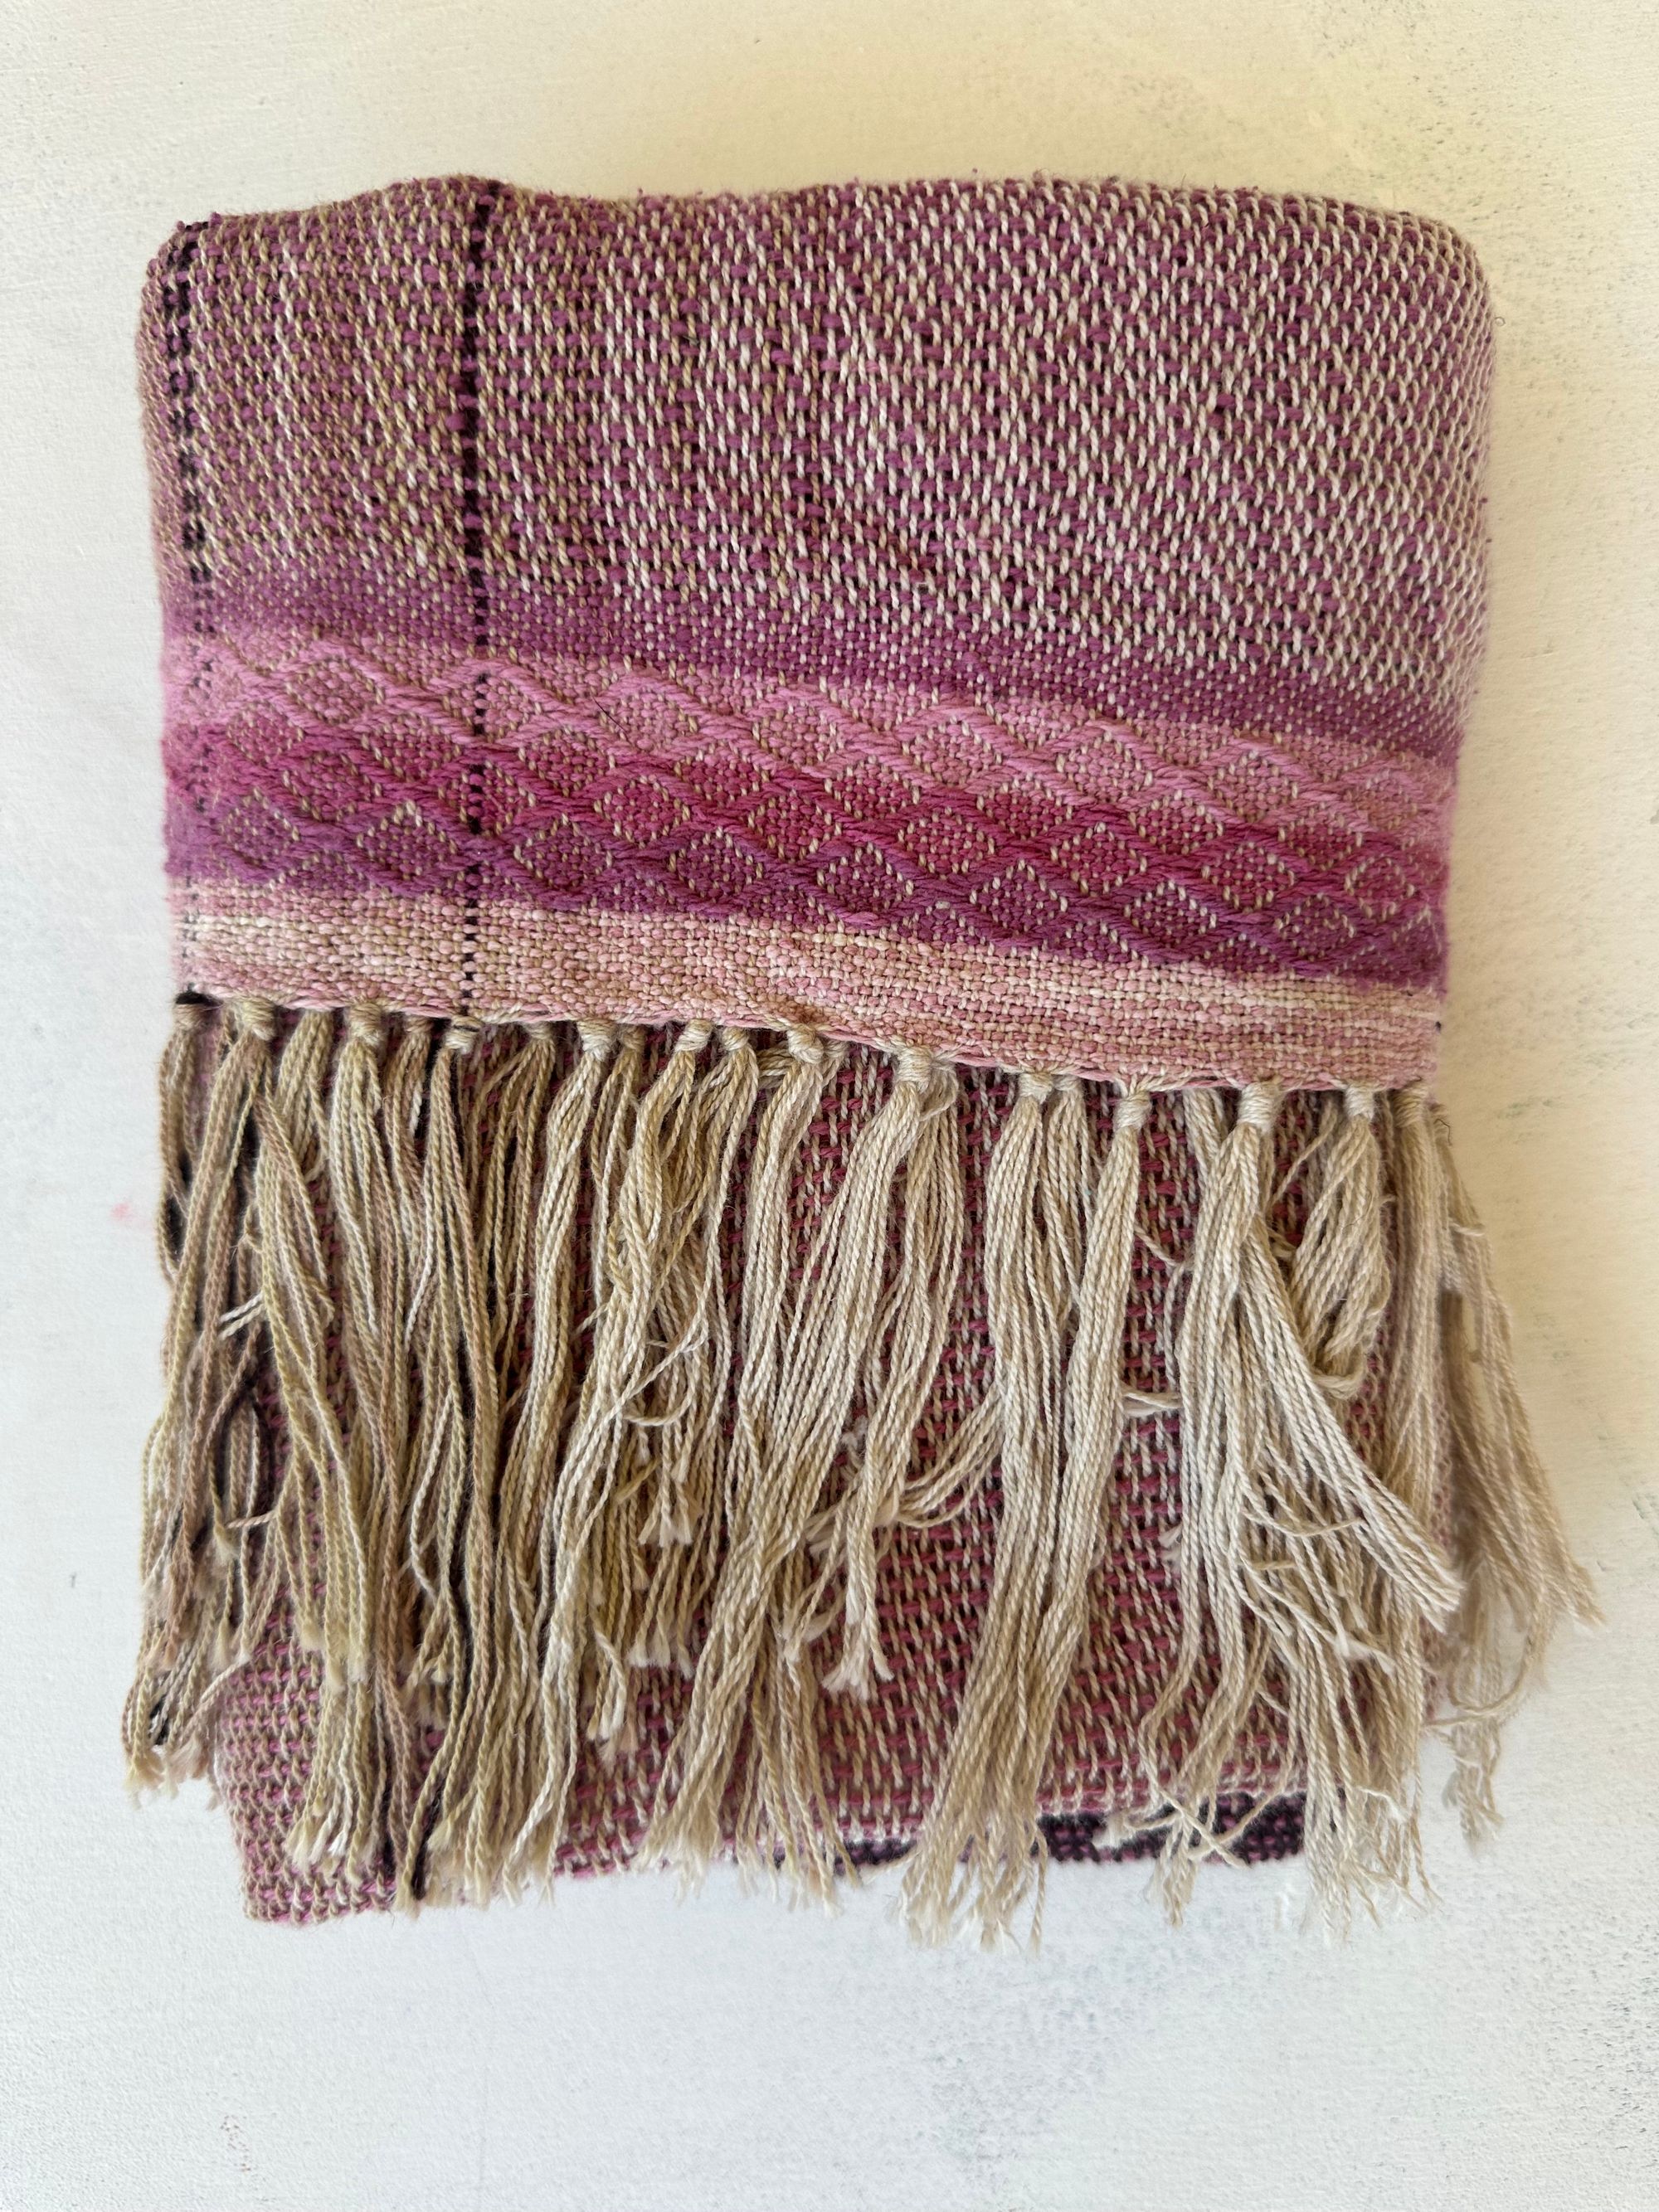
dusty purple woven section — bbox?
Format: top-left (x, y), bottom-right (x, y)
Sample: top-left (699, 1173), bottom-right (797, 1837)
top-left (131, 176), bottom-right (1482, 1916)
top-left (140, 173), bottom-right (1491, 1030)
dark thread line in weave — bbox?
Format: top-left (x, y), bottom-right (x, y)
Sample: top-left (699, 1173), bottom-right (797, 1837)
top-left (163, 220), bottom-right (212, 978)
top-left (457, 182), bottom-right (501, 1019)
top-left (163, 222), bottom-right (212, 625)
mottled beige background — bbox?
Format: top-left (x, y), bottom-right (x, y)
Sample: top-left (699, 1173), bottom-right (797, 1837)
top-left (2, 2), bottom-right (1655, 2206)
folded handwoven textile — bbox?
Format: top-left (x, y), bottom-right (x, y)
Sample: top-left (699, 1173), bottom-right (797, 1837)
top-left (126, 172), bottom-right (1594, 1937)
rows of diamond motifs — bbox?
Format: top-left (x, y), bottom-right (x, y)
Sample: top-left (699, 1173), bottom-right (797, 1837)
top-left (163, 634), bottom-right (1453, 986)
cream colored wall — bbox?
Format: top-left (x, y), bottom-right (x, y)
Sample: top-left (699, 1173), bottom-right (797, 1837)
top-left (2, 2), bottom-right (1655, 2206)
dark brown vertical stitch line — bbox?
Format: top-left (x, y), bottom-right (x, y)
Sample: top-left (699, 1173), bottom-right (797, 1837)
top-left (162, 221), bottom-right (212, 629)
top-left (457, 184), bottom-right (501, 1019)
top-left (160, 220), bottom-right (212, 984)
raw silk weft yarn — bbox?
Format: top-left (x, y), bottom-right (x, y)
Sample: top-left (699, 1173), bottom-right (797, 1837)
top-left (126, 172), bottom-right (1595, 1938)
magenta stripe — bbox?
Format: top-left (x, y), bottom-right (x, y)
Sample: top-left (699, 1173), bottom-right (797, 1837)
top-left (161, 634), bottom-right (1452, 992)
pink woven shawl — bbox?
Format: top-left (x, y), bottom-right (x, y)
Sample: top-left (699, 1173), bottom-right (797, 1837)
top-left (126, 174), bottom-right (1591, 1934)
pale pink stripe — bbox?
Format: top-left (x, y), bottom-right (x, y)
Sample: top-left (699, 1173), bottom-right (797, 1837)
top-left (164, 622), bottom-right (1457, 863)
top-left (177, 883), bottom-right (1442, 1088)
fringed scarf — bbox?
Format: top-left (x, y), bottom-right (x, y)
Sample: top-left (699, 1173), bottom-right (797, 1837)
top-left (125, 173), bottom-right (1593, 1937)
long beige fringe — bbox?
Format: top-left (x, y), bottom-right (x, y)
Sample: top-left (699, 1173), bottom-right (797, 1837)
top-left (126, 998), bottom-right (279, 1783)
top-left (125, 999), bottom-right (1594, 1935)
top-left (1147, 1084), bottom-right (1462, 1920)
top-left (649, 1042), bottom-right (962, 1894)
top-left (1401, 1091), bottom-right (1601, 1833)
top-left (901, 1074), bottom-right (1141, 1946)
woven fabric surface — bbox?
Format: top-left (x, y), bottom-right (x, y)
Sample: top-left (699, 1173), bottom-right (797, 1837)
top-left (143, 173), bottom-right (1491, 1087)
top-left (127, 173), bottom-right (1590, 1936)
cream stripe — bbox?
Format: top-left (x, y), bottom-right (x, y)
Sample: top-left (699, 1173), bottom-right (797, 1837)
top-left (176, 882), bottom-right (1442, 1088)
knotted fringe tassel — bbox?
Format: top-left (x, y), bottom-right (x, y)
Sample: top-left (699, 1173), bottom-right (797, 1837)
top-left (649, 1043), bottom-right (963, 1896)
top-left (1289, 1088), bottom-right (1390, 1404)
top-left (420, 1021), bottom-right (561, 1896)
top-left (128, 1001), bottom-right (1594, 1935)
top-left (766, 1051), bottom-right (972, 1871)
top-left (629, 1026), bottom-right (761, 1674)
top-left (815, 1054), bottom-right (967, 1697)
top-left (902, 1081), bottom-right (1148, 1946)
top-left (469, 1022), bottom-right (616, 1891)
top-left (1147, 1085), bottom-right (1463, 1923)
top-left (250, 1008), bottom-right (375, 1873)
top-left (390, 1019), bottom-right (500, 1900)
top-left (535, 1023), bottom-right (758, 1788)
top-left (125, 997), bottom-right (279, 1784)
top-left (1393, 1091), bottom-right (1600, 1835)
top-left (245, 1014), bottom-right (338, 1649)
top-left (640, 1028), bottom-right (836, 1884)
top-left (641, 1030), bottom-right (836, 1884)
top-left (492, 1026), bottom-right (647, 1874)
top-left (291, 1005), bottom-right (416, 1875)
top-left (551, 1022), bottom-right (713, 1749)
